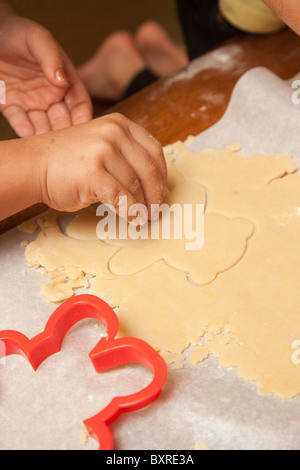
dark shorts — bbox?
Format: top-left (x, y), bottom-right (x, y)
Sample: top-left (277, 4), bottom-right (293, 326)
top-left (175, 0), bottom-right (239, 60)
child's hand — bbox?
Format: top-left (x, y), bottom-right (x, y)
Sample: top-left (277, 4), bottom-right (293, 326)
top-left (0, 14), bottom-right (92, 137)
top-left (37, 114), bottom-right (167, 221)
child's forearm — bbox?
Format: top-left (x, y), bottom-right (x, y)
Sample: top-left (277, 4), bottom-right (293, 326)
top-left (0, 138), bottom-right (41, 220)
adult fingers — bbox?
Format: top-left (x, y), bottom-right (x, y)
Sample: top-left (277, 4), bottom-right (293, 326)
top-left (47, 101), bottom-right (72, 131)
top-left (27, 26), bottom-right (69, 88)
top-left (28, 110), bottom-right (51, 135)
top-left (63, 54), bottom-right (93, 125)
top-left (65, 80), bottom-right (93, 126)
top-left (2, 105), bottom-right (34, 137)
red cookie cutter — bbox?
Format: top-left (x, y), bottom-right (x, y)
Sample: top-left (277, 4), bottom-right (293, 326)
top-left (0, 294), bottom-right (168, 450)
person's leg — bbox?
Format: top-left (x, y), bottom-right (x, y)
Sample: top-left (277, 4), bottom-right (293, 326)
top-left (79, 23), bottom-right (189, 102)
top-left (78, 32), bottom-right (147, 102)
top-left (175, 0), bottom-right (240, 60)
top-left (135, 21), bottom-right (189, 78)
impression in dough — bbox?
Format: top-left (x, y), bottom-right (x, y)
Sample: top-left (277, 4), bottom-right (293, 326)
top-left (66, 181), bottom-right (253, 286)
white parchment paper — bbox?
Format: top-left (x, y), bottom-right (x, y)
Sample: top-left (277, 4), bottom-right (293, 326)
top-left (0, 67), bottom-right (300, 450)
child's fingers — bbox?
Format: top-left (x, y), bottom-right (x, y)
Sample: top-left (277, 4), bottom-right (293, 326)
top-left (2, 105), bottom-right (34, 138)
top-left (93, 113), bottom-right (166, 217)
top-left (28, 110), bottom-right (51, 135)
top-left (90, 169), bottom-right (148, 224)
top-left (129, 120), bottom-right (168, 187)
top-left (103, 152), bottom-right (146, 207)
top-left (47, 102), bottom-right (72, 131)
top-left (118, 137), bottom-right (166, 217)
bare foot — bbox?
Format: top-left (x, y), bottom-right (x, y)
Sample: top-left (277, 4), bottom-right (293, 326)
top-left (136, 21), bottom-right (189, 77)
top-left (78, 32), bottom-right (146, 101)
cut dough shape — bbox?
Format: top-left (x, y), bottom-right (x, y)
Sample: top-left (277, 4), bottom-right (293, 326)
top-left (108, 211), bottom-right (253, 285)
top-left (67, 181), bottom-right (254, 285)
top-left (66, 206), bottom-right (100, 241)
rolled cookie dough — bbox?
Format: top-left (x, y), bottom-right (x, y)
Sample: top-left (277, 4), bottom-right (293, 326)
top-left (22, 140), bottom-right (300, 399)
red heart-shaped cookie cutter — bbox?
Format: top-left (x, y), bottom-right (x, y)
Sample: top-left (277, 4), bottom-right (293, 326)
top-left (0, 294), bottom-right (168, 450)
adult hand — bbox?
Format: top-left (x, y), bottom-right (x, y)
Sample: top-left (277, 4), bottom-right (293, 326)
top-left (0, 14), bottom-right (93, 137)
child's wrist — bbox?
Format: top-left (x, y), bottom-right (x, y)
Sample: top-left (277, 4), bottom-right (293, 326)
top-left (14, 136), bottom-right (45, 208)
top-left (0, 137), bottom-right (43, 220)
top-left (31, 135), bottom-right (52, 207)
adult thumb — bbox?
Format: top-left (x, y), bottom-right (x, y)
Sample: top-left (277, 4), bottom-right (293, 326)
top-left (28, 26), bottom-right (69, 87)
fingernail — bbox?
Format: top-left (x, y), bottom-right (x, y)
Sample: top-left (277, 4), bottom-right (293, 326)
top-left (56, 68), bottom-right (68, 83)
top-left (151, 204), bottom-right (160, 221)
top-left (131, 208), bottom-right (148, 226)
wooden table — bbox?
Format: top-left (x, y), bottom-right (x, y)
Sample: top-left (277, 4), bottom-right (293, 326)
top-left (1, 27), bottom-right (300, 235)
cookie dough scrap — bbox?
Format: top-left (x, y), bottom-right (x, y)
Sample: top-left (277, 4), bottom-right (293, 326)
top-left (41, 276), bottom-right (90, 303)
top-left (25, 211), bottom-right (117, 302)
top-left (17, 218), bottom-right (38, 234)
top-left (189, 345), bottom-right (210, 365)
top-left (172, 141), bottom-right (300, 222)
top-left (66, 181), bottom-right (254, 286)
top-left (160, 351), bottom-right (185, 369)
top-left (41, 278), bottom-right (75, 303)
